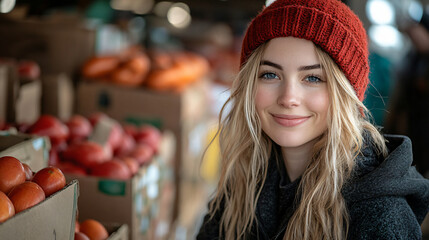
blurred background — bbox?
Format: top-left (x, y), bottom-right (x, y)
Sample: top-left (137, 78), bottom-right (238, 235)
top-left (0, 0), bottom-right (429, 239)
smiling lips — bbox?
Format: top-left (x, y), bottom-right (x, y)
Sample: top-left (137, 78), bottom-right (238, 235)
top-left (272, 114), bottom-right (310, 127)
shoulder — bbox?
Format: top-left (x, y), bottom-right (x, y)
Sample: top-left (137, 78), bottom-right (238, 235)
top-left (347, 196), bottom-right (422, 240)
top-left (196, 198), bottom-right (225, 240)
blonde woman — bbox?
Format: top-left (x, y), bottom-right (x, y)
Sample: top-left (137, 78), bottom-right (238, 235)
top-left (197, 0), bottom-right (429, 239)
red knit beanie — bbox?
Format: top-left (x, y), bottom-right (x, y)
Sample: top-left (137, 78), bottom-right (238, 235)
top-left (241, 0), bottom-right (369, 101)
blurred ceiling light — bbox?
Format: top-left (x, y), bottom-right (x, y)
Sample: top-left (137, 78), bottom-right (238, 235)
top-left (266, 0), bottom-right (276, 7)
top-left (366, 0), bottom-right (395, 25)
top-left (369, 25), bottom-right (403, 49)
top-left (153, 1), bottom-right (173, 17)
top-left (0, 0), bottom-right (15, 13)
top-left (110, 0), bottom-right (133, 11)
top-left (408, 0), bottom-right (423, 22)
top-left (132, 0), bottom-right (154, 15)
top-left (167, 2), bottom-right (191, 28)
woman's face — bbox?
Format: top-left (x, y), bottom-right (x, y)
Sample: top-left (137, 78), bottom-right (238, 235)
top-left (255, 37), bottom-right (329, 150)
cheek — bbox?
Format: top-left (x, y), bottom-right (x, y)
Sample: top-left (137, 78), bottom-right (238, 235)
top-left (255, 86), bottom-right (274, 111)
top-left (309, 91), bottom-right (329, 117)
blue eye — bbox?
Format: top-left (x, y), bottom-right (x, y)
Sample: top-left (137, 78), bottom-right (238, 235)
top-left (305, 75), bottom-right (322, 83)
top-left (259, 72), bottom-right (278, 80)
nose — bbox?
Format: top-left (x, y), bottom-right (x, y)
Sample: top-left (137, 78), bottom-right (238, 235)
top-left (277, 81), bottom-right (300, 108)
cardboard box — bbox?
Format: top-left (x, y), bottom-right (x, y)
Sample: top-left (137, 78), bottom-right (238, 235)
top-left (66, 157), bottom-right (167, 240)
top-left (15, 79), bottom-right (42, 124)
top-left (41, 73), bottom-right (74, 121)
top-left (0, 63), bottom-right (41, 124)
top-left (0, 180), bottom-right (79, 240)
top-left (75, 80), bottom-right (211, 224)
top-left (75, 81), bottom-right (210, 177)
top-left (0, 65), bottom-right (10, 122)
top-left (105, 223), bottom-right (129, 240)
top-left (0, 63), bottom-right (18, 123)
top-left (0, 131), bottom-right (50, 172)
top-left (76, 80), bottom-right (209, 132)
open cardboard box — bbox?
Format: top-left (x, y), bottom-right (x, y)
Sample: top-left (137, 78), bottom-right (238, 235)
top-left (66, 156), bottom-right (166, 240)
top-left (105, 223), bottom-right (129, 240)
top-left (0, 180), bottom-right (79, 240)
top-left (41, 73), bottom-right (74, 121)
top-left (0, 63), bottom-right (42, 124)
top-left (75, 80), bottom-right (211, 230)
top-left (0, 130), bottom-right (50, 172)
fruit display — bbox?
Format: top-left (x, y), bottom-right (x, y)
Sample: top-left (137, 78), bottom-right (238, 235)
top-left (145, 51), bottom-right (210, 92)
top-left (80, 46), bottom-right (210, 92)
top-left (21, 113), bottom-right (162, 180)
top-left (81, 46), bottom-right (151, 87)
top-left (0, 156), bottom-right (67, 223)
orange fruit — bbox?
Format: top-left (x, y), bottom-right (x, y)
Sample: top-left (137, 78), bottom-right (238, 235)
top-left (79, 219), bottom-right (109, 240)
top-left (0, 191), bottom-right (15, 223)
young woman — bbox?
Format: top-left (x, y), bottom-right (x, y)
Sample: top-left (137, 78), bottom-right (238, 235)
top-left (197, 0), bottom-right (429, 239)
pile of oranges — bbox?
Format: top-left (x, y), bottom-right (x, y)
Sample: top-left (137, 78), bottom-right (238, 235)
top-left (0, 156), bottom-right (66, 223)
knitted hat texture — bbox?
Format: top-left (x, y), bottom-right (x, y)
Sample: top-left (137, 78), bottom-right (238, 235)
top-left (241, 0), bottom-right (369, 101)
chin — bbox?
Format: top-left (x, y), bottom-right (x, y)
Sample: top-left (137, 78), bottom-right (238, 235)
top-left (270, 133), bottom-right (321, 149)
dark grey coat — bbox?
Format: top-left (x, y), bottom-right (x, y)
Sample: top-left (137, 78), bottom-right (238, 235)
top-left (196, 135), bottom-right (429, 239)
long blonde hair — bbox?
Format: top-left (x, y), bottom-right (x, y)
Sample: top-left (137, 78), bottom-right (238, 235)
top-left (208, 42), bottom-right (387, 240)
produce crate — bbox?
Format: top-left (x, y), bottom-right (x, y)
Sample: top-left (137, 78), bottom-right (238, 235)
top-left (66, 156), bottom-right (169, 240)
top-left (75, 80), bottom-right (211, 225)
top-left (0, 63), bottom-right (42, 124)
top-left (0, 180), bottom-right (79, 240)
top-left (106, 223), bottom-right (129, 240)
top-left (41, 73), bottom-right (74, 121)
top-left (0, 130), bottom-right (50, 172)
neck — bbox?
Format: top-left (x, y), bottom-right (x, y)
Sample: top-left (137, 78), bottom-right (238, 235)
top-left (281, 139), bottom-right (317, 182)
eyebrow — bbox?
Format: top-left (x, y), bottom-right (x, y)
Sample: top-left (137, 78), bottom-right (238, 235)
top-left (260, 60), bottom-right (321, 71)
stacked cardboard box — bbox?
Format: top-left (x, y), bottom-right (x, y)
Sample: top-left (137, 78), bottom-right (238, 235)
top-left (0, 64), bottom-right (41, 125)
top-left (65, 155), bottom-right (167, 240)
top-left (0, 131), bottom-right (50, 172)
top-left (75, 79), bottom-right (211, 232)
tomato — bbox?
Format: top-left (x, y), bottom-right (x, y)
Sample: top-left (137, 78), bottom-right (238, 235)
top-left (130, 143), bottom-right (154, 166)
top-left (88, 112), bottom-right (107, 127)
top-left (123, 124), bottom-right (138, 139)
top-left (8, 181), bottom-right (45, 213)
top-left (79, 219), bottom-right (109, 240)
top-left (27, 115), bottom-right (69, 147)
top-left (75, 220), bottom-right (80, 232)
top-left (17, 60), bottom-right (41, 80)
top-left (0, 191), bottom-right (14, 223)
top-left (0, 156), bottom-right (26, 194)
top-left (88, 113), bottom-right (123, 151)
top-left (81, 55), bottom-right (120, 79)
top-left (114, 133), bottom-right (136, 157)
top-left (57, 162), bottom-right (87, 176)
top-left (48, 148), bottom-right (61, 167)
top-left (32, 167), bottom-right (66, 197)
top-left (61, 141), bottom-right (109, 169)
top-left (90, 160), bottom-right (131, 180)
top-left (117, 156), bottom-right (139, 175)
top-left (22, 163), bottom-right (33, 181)
top-left (135, 124), bottom-right (162, 153)
top-left (66, 115), bottom-right (92, 143)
